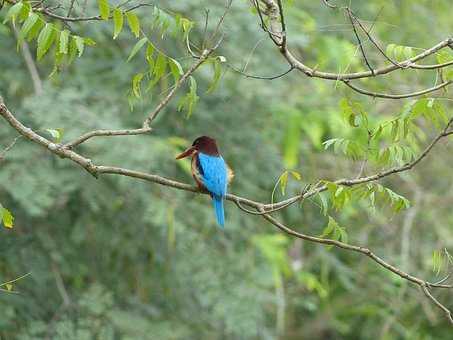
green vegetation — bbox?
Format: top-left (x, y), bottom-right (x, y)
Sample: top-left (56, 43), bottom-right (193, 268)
top-left (0, 0), bottom-right (452, 338)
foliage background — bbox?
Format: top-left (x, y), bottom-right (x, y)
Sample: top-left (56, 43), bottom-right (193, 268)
top-left (0, 0), bottom-right (452, 338)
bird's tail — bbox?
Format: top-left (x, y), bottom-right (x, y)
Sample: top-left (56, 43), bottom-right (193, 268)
top-left (212, 196), bottom-right (225, 228)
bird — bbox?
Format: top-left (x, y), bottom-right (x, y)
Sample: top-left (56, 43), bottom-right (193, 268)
top-left (176, 136), bottom-right (233, 227)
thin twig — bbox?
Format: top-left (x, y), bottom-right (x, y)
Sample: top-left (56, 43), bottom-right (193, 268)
top-left (67, 0), bottom-right (76, 17)
top-left (348, 9), bottom-right (403, 68)
top-left (422, 284), bottom-right (453, 324)
top-left (0, 135), bottom-right (22, 162)
top-left (64, 127), bottom-right (152, 149)
top-left (343, 80), bottom-right (452, 99)
top-left (227, 64), bottom-right (294, 80)
top-left (322, 0), bottom-right (337, 9)
top-left (346, 9), bottom-right (374, 75)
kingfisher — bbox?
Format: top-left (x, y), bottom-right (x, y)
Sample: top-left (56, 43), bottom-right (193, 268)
top-left (176, 136), bottom-right (233, 227)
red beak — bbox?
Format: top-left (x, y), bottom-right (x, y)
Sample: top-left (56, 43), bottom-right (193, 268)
top-left (175, 146), bottom-right (196, 160)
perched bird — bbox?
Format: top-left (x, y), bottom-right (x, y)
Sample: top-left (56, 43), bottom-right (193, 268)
top-left (176, 136), bottom-right (233, 227)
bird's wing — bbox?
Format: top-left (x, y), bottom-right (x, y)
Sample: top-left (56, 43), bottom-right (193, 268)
top-left (197, 153), bottom-right (228, 198)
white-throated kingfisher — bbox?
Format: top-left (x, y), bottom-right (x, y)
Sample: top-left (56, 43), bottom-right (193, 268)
top-left (176, 136), bottom-right (233, 227)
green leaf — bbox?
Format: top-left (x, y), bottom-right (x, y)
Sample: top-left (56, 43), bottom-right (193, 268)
top-left (318, 193), bottom-right (329, 216)
top-left (98, 0), bottom-right (110, 20)
top-left (84, 37), bottom-right (96, 46)
top-left (168, 58), bottom-right (183, 82)
top-left (127, 37), bottom-right (147, 62)
top-left (320, 216), bottom-right (337, 238)
top-left (73, 35), bottom-right (85, 57)
top-left (180, 18), bottom-right (193, 34)
top-left (59, 30), bottom-right (70, 54)
top-left (46, 128), bottom-right (63, 143)
top-left (320, 216), bottom-right (347, 244)
top-left (26, 17), bottom-right (44, 42)
top-left (178, 76), bottom-right (199, 118)
top-left (36, 23), bottom-right (56, 60)
top-left (145, 44), bottom-right (155, 76)
top-left (290, 171), bottom-right (302, 180)
top-left (18, 2), bottom-right (31, 22)
top-left (386, 43), bottom-right (396, 59)
top-left (339, 98), bottom-right (367, 128)
top-left (126, 11), bottom-right (140, 38)
top-left (145, 42), bottom-right (155, 63)
top-left (18, 12), bottom-right (39, 42)
top-left (113, 8), bottom-right (123, 39)
top-left (152, 52), bottom-right (167, 82)
top-left (432, 250), bottom-right (444, 275)
top-left (403, 46), bottom-right (413, 60)
top-left (335, 186), bottom-right (344, 198)
top-left (49, 53), bottom-right (64, 78)
top-left (187, 76), bottom-right (198, 117)
top-left (436, 50), bottom-right (453, 64)
top-left (207, 58), bottom-right (222, 93)
top-left (132, 73), bottom-right (144, 98)
top-left (3, 1), bottom-right (23, 24)
top-left (1, 207), bottom-right (14, 228)
top-left (337, 226), bottom-right (348, 243)
top-left (279, 171), bottom-right (288, 196)
top-left (394, 45), bottom-right (404, 61)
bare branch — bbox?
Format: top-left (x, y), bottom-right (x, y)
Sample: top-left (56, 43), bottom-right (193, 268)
top-left (343, 80), bottom-right (453, 99)
top-left (410, 60), bottom-right (453, 70)
top-left (208, 0), bottom-right (232, 45)
top-left (322, 0), bottom-right (337, 9)
top-left (67, 0), bottom-right (76, 17)
top-left (346, 9), bottom-right (375, 75)
top-left (0, 135), bottom-right (22, 162)
top-left (284, 37), bottom-right (453, 80)
top-left (422, 285), bottom-right (453, 324)
top-left (227, 64), bottom-right (294, 80)
top-left (347, 9), bottom-right (403, 69)
top-left (64, 127), bottom-right (152, 149)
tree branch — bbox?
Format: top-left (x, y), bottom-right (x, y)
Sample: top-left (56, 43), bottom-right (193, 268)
top-left (63, 127), bottom-right (152, 149)
top-left (343, 80), bottom-right (452, 99)
top-left (63, 42), bottom-right (219, 149)
top-left (143, 47), bottom-right (215, 129)
top-left (266, 116), bottom-right (453, 211)
top-left (257, 0), bottom-right (453, 84)
top-left (346, 8), bottom-right (375, 75)
top-left (1, 100), bottom-right (452, 323)
top-left (227, 64), bottom-right (294, 80)
top-left (4, 0), bottom-right (154, 23)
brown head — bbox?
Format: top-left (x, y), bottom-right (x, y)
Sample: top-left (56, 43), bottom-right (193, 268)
top-left (175, 136), bottom-right (220, 159)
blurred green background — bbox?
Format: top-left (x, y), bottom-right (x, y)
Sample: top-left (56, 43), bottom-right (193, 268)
top-left (0, 0), bottom-right (452, 339)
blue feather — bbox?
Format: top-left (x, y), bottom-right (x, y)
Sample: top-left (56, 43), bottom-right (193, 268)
top-left (213, 197), bottom-right (225, 227)
top-left (197, 153), bottom-right (227, 226)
